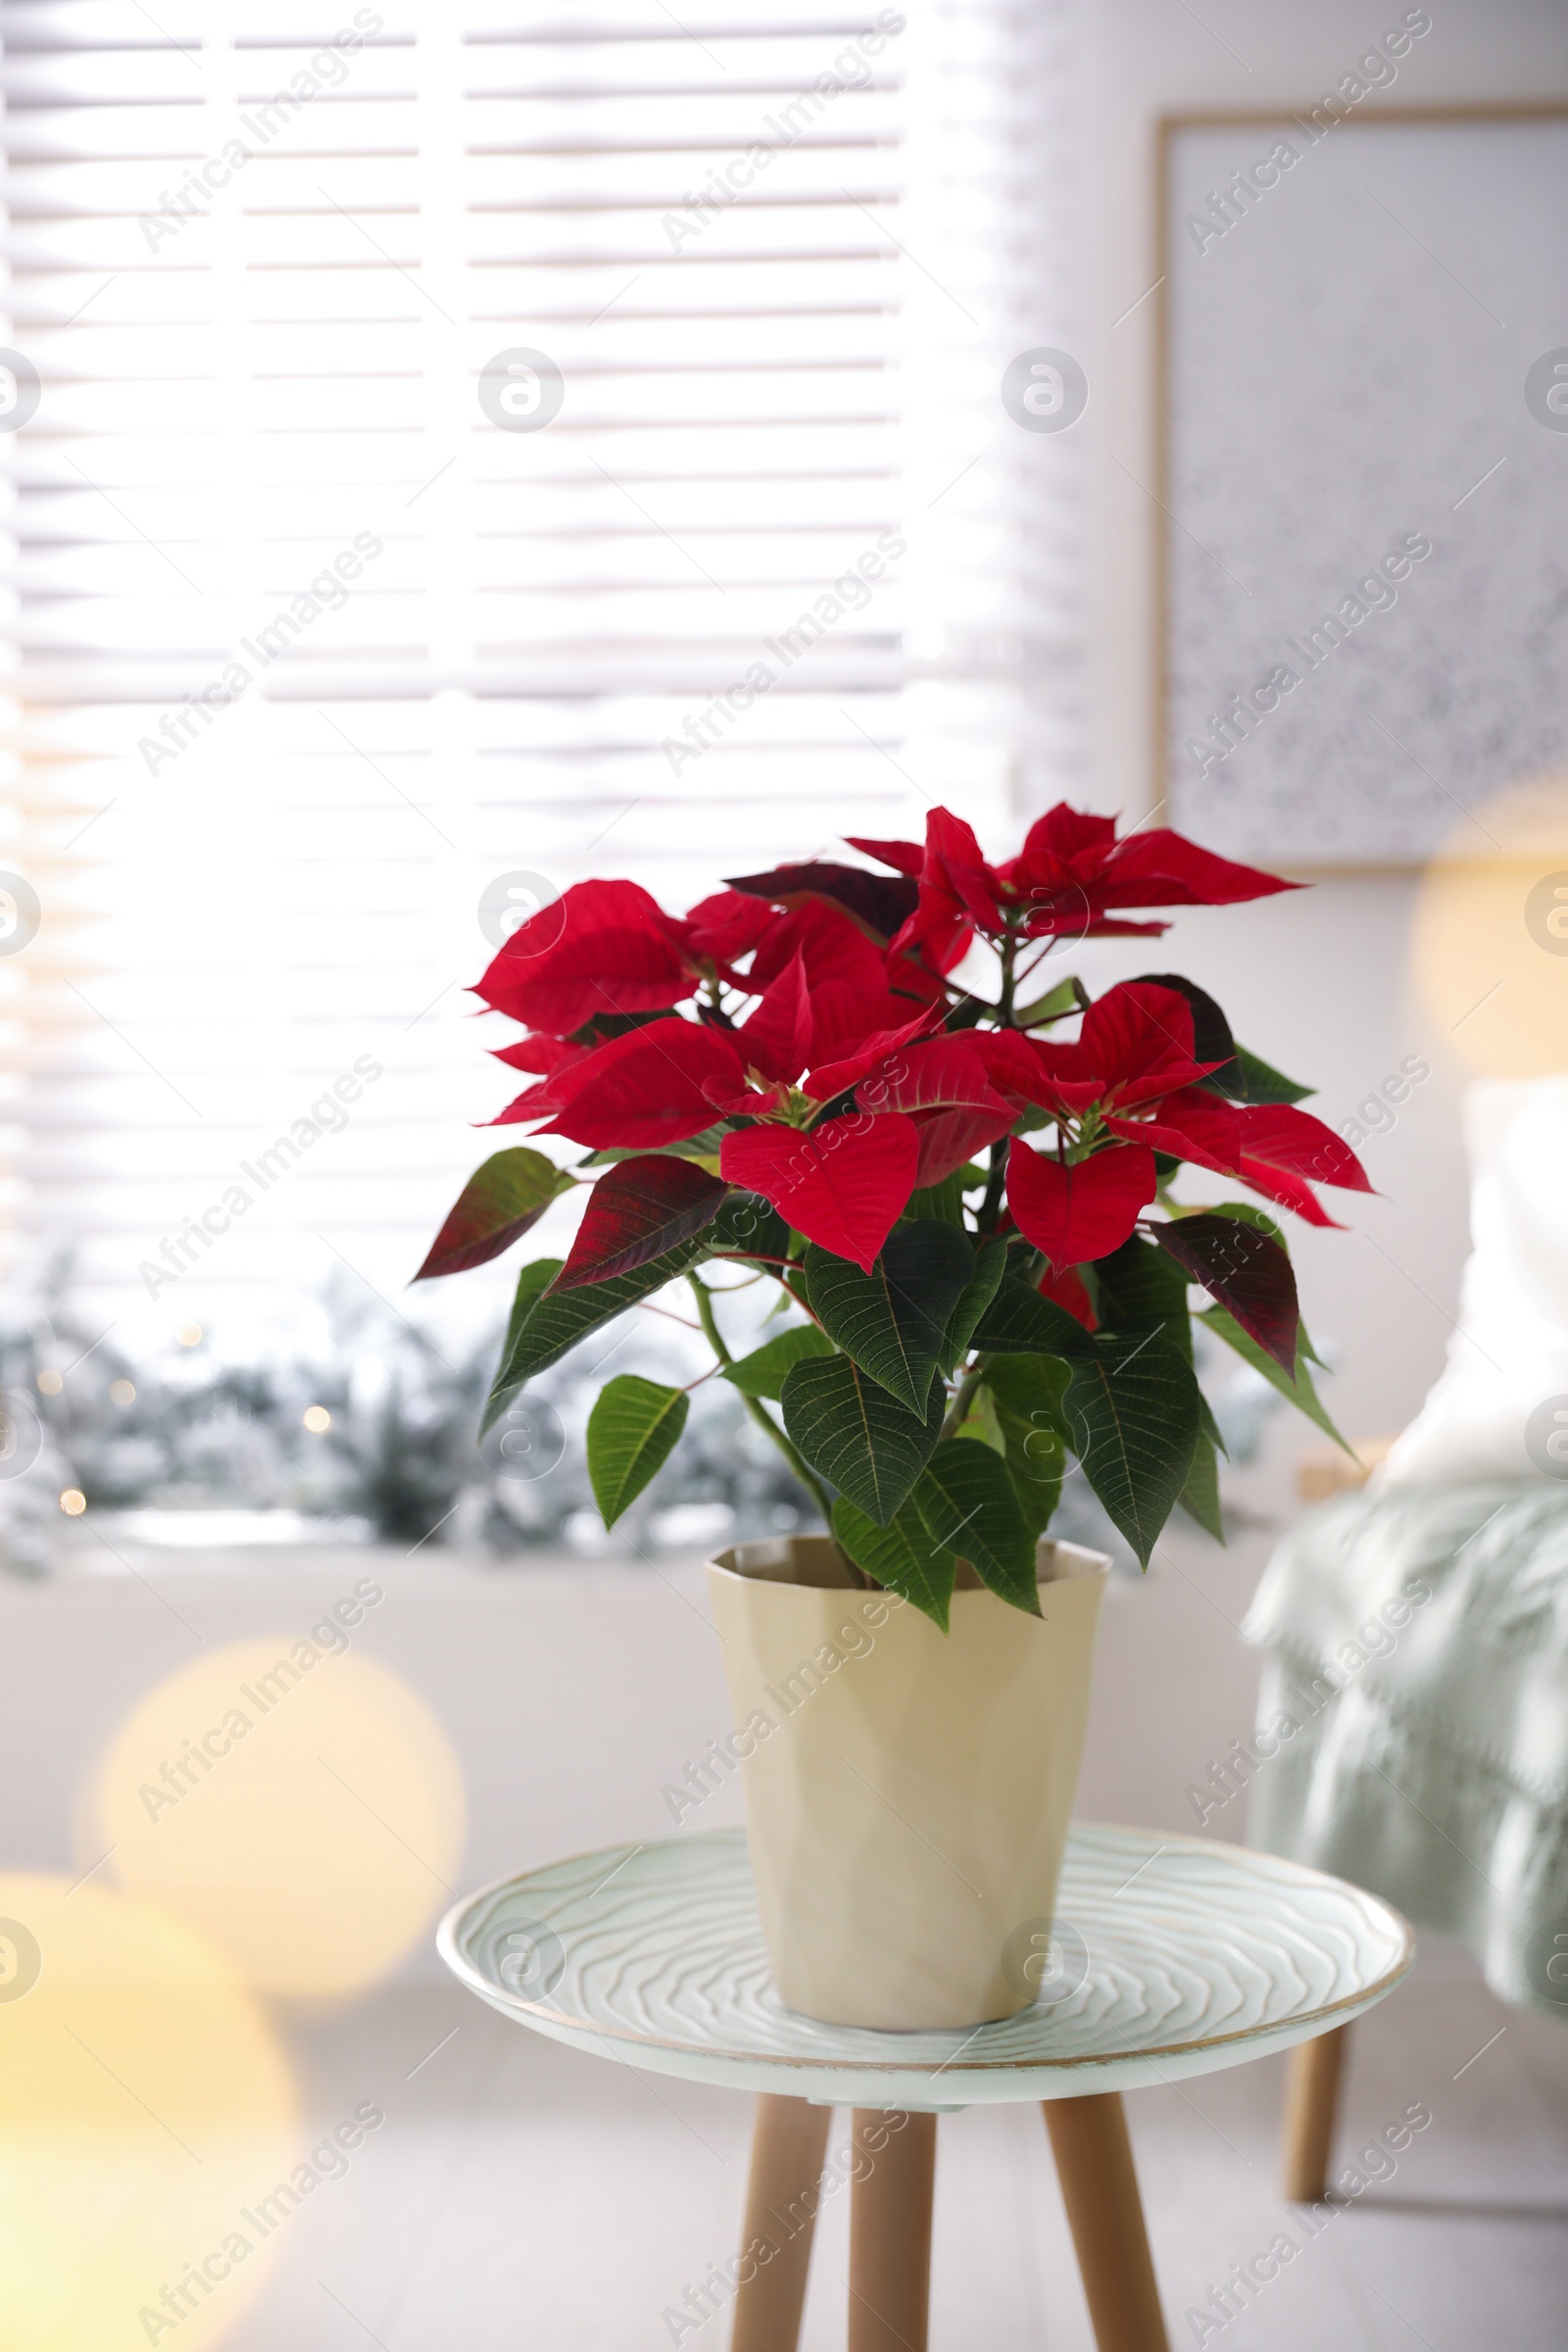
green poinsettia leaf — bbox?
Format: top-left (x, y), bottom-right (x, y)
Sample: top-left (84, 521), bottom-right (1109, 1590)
top-left (483, 1235), bottom-right (709, 1434)
top-left (1202, 1199), bottom-right (1287, 1243)
top-left (498, 1256), bottom-right (562, 1361)
top-left (982, 1352), bottom-right (1071, 1536)
top-left (1090, 1236), bottom-right (1229, 1454)
top-left (971, 1274), bottom-right (1095, 1359)
top-left (587, 1375), bottom-right (690, 1527)
top-left (582, 1125), bottom-right (730, 1164)
top-left (1012, 974), bottom-right (1088, 1028)
top-left (912, 1438), bottom-right (1040, 1615)
top-left (831, 1495), bottom-right (956, 1631)
top-left (1177, 1427), bottom-right (1226, 1541)
top-left (781, 1352), bottom-right (946, 1526)
top-left (1090, 1233), bottom-right (1191, 1353)
top-left (943, 1234), bottom-right (1008, 1372)
top-left (904, 1172), bottom-right (969, 1227)
top-left (954, 1382), bottom-right (1006, 1454)
top-left (1062, 1333), bottom-right (1201, 1569)
top-left (982, 1350), bottom-right (1071, 1439)
top-left (722, 1324), bottom-right (835, 1401)
top-left (709, 1190), bottom-right (791, 1263)
top-left (414, 1149), bottom-right (575, 1281)
top-left (1005, 1437), bottom-right (1064, 1537)
top-left (804, 1223), bottom-right (974, 1418)
top-left (1201, 1305), bottom-right (1349, 1448)
top-left (1216, 1044), bottom-right (1314, 1104)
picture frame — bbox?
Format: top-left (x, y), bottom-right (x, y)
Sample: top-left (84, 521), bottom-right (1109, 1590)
top-left (1156, 105), bottom-right (1568, 870)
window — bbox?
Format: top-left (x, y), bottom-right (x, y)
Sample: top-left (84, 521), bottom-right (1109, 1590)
top-left (1, 0), bottom-right (1082, 1346)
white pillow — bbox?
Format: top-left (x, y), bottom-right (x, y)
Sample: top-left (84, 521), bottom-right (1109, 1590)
top-left (1378, 1077), bottom-right (1568, 1487)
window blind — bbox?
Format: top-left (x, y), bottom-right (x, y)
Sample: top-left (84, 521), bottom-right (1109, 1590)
top-left (0, 0), bottom-right (1084, 1348)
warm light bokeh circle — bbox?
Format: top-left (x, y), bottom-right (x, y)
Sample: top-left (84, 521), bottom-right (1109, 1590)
top-left (1411, 779), bottom-right (1568, 1077)
top-left (92, 1637), bottom-right (466, 1999)
top-left (0, 1875), bottom-right (296, 2352)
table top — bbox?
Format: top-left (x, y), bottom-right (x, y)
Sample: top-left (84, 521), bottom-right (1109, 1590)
top-left (438, 1824), bottom-right (1413, 2109)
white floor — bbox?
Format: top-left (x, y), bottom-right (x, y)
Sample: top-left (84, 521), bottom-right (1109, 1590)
top-left (221, 1942), bottom-right (1568, 2352)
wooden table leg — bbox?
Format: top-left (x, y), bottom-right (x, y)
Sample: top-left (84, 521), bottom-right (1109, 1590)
top-left (848, 2109), bottom-right (937, 2352)
top-left (728, 2094), bottom-right (831, 2352)
top-left (1282, 2023), bottom-right (1348, 2202)
top-left (1044, 2093), bottom-right (1170, 2352)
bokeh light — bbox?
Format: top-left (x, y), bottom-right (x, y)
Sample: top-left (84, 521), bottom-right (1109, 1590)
top-left (0, 1874), bottom-right (296, 2352)
top-left (1411, 777), bottom-right (1568, 1076)
top-left (90, 1638), bottom-right (466, 1999)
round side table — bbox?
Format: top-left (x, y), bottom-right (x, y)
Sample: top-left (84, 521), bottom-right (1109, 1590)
top-left (439, 1824), bottom-right (1412, 2352)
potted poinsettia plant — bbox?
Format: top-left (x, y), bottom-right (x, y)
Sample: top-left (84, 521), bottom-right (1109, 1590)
top-left (418, 806), bottom-right (1365, 2029)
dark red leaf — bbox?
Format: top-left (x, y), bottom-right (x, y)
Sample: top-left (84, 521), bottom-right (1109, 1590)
top-left (551, 1155), bottom-right (728, 1291)
top-left (1152, 1212), bottom-right (1299, 1373)
top-left (725, 860), bottom-right (919, 943)
top-left (748, 899), bottom-right (889, 994)
top-left (414, 1149), bottom-right (573, 1281)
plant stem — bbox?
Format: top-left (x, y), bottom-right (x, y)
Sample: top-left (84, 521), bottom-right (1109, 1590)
top-left (976, 920), bottom-right (1022, 1238)
top-left (688, 1271), bottom-right (837, 1529)
top-left (997, 921), bottom-right (1019, 1028)
top-left (941, 1359), bottom-right (987, 1440)
top-left (688, 1268), bottom-right (737, 1364)
top-left (977, 1136), bottom-right (1009, 1236)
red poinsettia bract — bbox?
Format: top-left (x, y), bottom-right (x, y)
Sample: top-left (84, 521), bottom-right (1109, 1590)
top-left (851, 804), bottom-right (1299, 975)
top-left (470, 810), bottom-right (1362, 1272)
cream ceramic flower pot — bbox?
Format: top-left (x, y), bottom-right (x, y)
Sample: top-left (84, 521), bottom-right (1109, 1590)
top-left (707, 1534), bottom-right (1108, 2030)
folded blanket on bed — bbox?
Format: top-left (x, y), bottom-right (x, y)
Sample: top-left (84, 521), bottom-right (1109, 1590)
top-left (1241, 1483), bottom-right (1568, 2019)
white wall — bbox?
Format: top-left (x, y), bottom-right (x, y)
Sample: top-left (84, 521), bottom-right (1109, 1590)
top-left (1077, 0), bottom-right (1568, 1471)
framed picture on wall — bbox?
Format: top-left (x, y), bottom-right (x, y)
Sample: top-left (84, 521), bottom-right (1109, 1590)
top-left (1157, 105), bottom-right (1568, 868)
